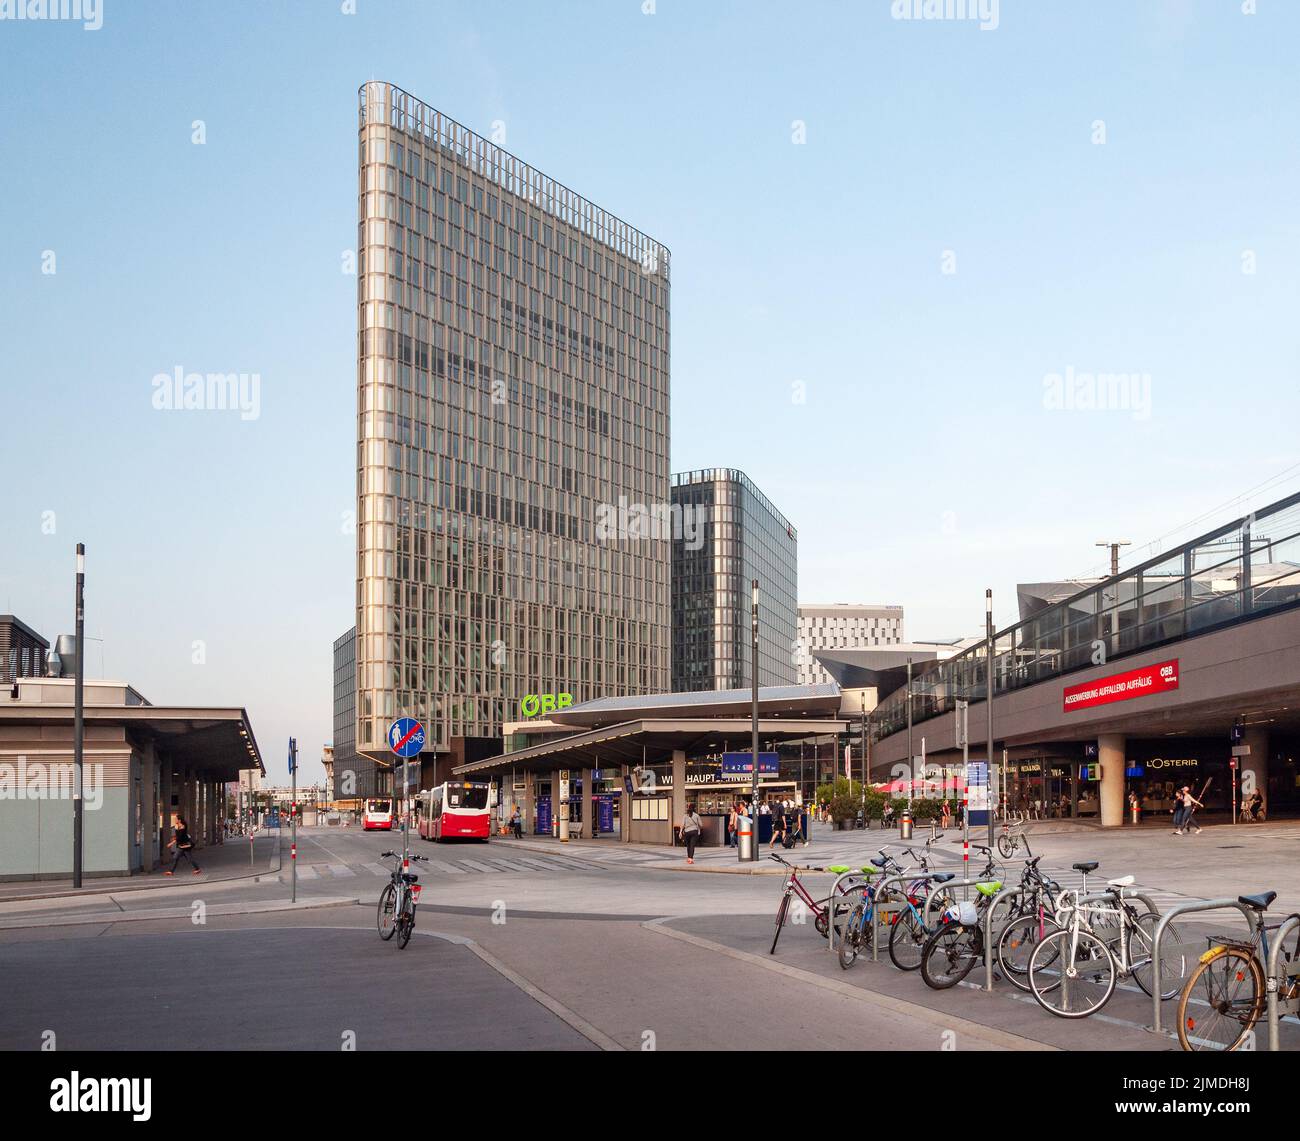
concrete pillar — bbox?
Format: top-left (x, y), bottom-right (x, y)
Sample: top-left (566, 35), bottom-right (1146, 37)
top-left (160, 756), bottom-right (173, 853)
top-left (521, 771), bottom-right (535, 836)
top-left (1242, 726), bottom-right (1269, 817)
top-left (581, 767), bottom-right (594, 838)
top-left (671, 749), bottom-right (686, 845)
top-left (1098, 734), bottom-right (1126, 828)
top-left (620, 765), bottom-right (630, 844)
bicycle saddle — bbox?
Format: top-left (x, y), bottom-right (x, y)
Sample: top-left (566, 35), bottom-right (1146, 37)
top-left (931, 872), bottom-right (956, 884)
top-left (975, 881), bottom-right (1003, 896)
top-left (1072, 861), bottom-right (1100, 873)
top-left (1106, 875), bottom-right (1135, 888)
top-left (401, 872), bottom-right (419, 883)
top-left (1239, 891), bottom-right (1277, 911)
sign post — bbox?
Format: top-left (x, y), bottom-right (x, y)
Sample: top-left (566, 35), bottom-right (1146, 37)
top-left (388, 717), bottom-right (426, 873)
top-left (288, 736), bottom-right (298, 902)
top-left (956, 700), bottom-right (969, 896)
top-left (558, 770), bottom-right (570, 843)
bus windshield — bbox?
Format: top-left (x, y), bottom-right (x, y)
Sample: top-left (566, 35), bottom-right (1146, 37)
top-left (367, 800), bottom-right (391, 814)
top-left (446, 786), bottom-right (488, 810)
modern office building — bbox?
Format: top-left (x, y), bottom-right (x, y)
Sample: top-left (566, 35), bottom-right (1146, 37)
top-left (796, 603), bottom-right (905, 686)
top-left (331, 625), bottom-right (384, 801)
top-left (354, 82), bottom-right (671, 777)
top-left (670, 468), bottom-right (798, 692)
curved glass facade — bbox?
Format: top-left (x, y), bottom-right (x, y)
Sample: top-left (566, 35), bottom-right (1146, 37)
top-left (874, 492), bottom-right (1300, 740)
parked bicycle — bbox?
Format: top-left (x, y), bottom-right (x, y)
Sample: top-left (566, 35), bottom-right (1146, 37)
top-left (1027, 873), bottom-right (1187, 1018)
top-left (769, 854), bottom-right (875, 954)
top-left (995, 854), bottom-right (1066, 991)
top-left (1176, 890), bottom-right (1300, 1051)
top-left (377, 850), bottom-right (429, 950)
top-left (997, 814), bottom-right (1030, 859)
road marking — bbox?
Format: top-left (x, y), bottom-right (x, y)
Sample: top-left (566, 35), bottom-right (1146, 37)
top-left (362, 863), bottom-right (388, 876)
top-left (423, 860), bottom-right (465, 875)
top-left (327, 864), bottom-right (355, 878)
top-left (295, 866), bottom-right (318, 880)
top-left (457, 859), bottom-right (501, 874)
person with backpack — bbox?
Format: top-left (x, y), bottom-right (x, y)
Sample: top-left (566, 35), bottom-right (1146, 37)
top-left (165, 815), bottom-right (201, 876)
top-left (681, 802), bottom-right (702, 864)
top-left (508, 804), bottom-right (523, 839)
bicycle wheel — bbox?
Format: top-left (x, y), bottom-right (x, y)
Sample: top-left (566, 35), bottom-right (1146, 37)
top-left (1030, 929), bottom-right (1115, 1018)
top-left (1177, 947), bottom-right (1263, 1051)
top-left (998, 911), bottom-right (1061, 992)
top-left (771, 893), bottom-right (791, 955)
top-left (997, 834), bottom-right (1016, 859)
top-left (377, 883), bottom-right (398, 940)
top-left (921, 924), bottom-right (982, 989)
top-left (1128, 911), bottom-right (1187, 1000)
top-left (838, 902), bottom-right (867, 970)
top-left (397, 906), bottom-right (414, 949)
top-left (888, 905), bottom-right (927, 972)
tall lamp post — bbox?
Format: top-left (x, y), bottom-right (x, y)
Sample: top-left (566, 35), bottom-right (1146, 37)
top-left (986, 588), bottom-right (995, 848)
top-left (73, 542), bottom-right (85, 889)
top-left (905, 656), bottom-right (914, 808)
top-left (750, 579), bottom-right (759, 863)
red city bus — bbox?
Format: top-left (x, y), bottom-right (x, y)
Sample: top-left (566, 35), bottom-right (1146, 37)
top-left (362, 798), bottom-right (394, 831)
top-left (416, 782), bottom-right (491, 841)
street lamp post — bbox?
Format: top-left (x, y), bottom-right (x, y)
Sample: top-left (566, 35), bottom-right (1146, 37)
top-left (986, 588), bottom-right (995, 848)
top-left (906, 656), bottom-right (914, 805)
top-left (73, 543), bottom-right (85, 890)
top-left (750, 579), bottom-right (759, 863)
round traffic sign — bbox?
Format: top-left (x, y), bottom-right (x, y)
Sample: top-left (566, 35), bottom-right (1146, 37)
top-left (388, 717), bottom-right (426, 758)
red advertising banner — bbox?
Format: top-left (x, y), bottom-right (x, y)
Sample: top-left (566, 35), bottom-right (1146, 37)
top-left (1062, 659), bottom-right (1179, 713)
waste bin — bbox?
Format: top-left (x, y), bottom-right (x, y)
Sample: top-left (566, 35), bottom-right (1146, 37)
top-left (899, 808), bottom-right (913, 840)
top-left (737, 816), bottom-right (754, 861)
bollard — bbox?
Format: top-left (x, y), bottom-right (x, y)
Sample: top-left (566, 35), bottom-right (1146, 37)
top-left (899, 808), bottom-right (913, 840)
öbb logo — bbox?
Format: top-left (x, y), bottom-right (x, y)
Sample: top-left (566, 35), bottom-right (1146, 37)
top-left (1160, 665), bottom-right (1175, 679)
top-left (520, 693), bottom-right (574, 717)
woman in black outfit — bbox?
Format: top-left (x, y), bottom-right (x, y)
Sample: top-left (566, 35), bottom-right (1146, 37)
top-left (166, 815), bottom-right (202, 875)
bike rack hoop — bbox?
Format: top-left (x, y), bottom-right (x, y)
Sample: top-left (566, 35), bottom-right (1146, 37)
top-left (1266, 914), bottom-right (1300, 1052)
top-left (1149, 897), bottom-right (1258, 1037)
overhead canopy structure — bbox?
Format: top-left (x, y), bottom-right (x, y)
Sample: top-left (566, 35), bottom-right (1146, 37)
top-left (455, 684), bottom-right (850, 777)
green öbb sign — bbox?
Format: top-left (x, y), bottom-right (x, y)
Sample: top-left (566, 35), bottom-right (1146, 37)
top-left (520, 693), bottom-right (574, 717)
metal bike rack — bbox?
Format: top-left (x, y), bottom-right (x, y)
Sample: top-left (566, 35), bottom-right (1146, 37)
top-left (982, 884), bottom-right (1026, 992)
top-left (868, 871), bottom-right (928, 964)
top-left (1149, 898), bottom-right (1257, 1036)
top-left (1266, 914), bottom-right (1300, 1052)
top-left (825, 869), bottom-right (874, 956)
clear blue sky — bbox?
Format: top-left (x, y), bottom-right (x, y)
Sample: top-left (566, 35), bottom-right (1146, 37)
top-left (2, 1), bottom-right (1297, 782)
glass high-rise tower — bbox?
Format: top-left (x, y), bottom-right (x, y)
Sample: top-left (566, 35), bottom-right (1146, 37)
top-left (670, 469), bottom-right (798, 692)
top-left (355, 83), bottom-right (671, 763)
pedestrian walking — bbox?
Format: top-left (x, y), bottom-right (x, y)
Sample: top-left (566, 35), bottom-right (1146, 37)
top-left (509, 804), bottom-right (523, 839)
top-left (1180, 786), bottom-right (1204, 834)
top-left (727, 801), bottom-right (739, 847)
top-left (941, 800), bottom-right (952, 829)
top-left (165, 815), bottom-right (201, 876)
top-left (681, 802), bottom-right (702, 864)
top-left (769, 805), bottom-right (787, 851)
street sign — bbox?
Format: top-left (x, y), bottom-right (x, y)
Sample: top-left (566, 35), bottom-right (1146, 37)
top-left (388, 717), bottom-right (426, 758)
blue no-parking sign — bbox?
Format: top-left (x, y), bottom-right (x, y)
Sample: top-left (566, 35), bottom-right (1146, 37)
top-left (388, 717), bottom-right (426, 758)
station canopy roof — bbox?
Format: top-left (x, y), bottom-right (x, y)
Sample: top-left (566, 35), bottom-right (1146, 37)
top-left (455, 684), bottom-right (850, 776)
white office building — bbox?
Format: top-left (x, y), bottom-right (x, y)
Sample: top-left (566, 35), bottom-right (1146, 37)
top-left (796, 604), bottom-right (904, 686)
